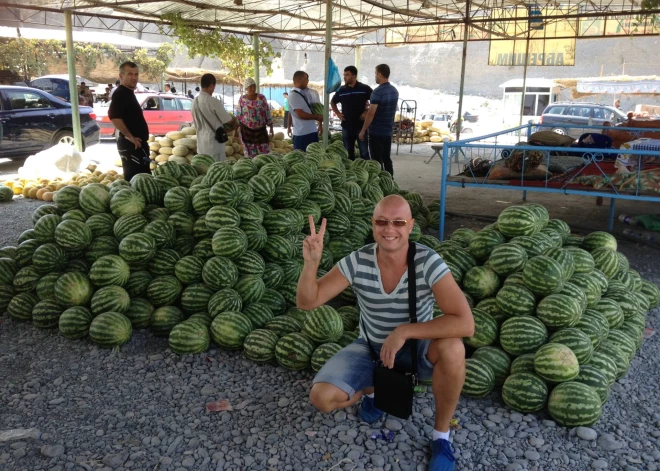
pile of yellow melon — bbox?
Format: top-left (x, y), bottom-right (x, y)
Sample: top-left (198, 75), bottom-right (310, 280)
top-left (2, 165), bottom-right (122, 201)
top-left (392, 119), bottom-right (454, 145)
top-left (271, 109), bottom-right (286, 118)
top-left (268, 132), bottom-right (294, 153)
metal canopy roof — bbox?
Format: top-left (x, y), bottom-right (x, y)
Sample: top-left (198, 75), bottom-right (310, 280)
top-left (2, 0), bottom-right (659, 48)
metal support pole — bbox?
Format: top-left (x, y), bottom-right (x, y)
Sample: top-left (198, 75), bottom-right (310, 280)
top-left (608, 197), bottom-right (616, 232)
top-left (518, 33), bottom-right (531, 128)
top-left (64, 12), bottom-right (82, 152)
top-left (455, 0), bottom-right (470, 142)
top-left (355, 46), bottom-right (361, 71)
top-left (439, 137), bottom-right (451, 241)
top-left (253, 34), bottom-right (260, 93)
top-left (322, 0), bottom-right (332, 148)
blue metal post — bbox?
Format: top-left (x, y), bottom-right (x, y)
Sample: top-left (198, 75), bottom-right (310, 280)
top-left (522, 190), bottom-right (527, 201)
top-left (608, 198), bottom-right (616, 232)
top-left (439, 138), bottom-right (450, 241)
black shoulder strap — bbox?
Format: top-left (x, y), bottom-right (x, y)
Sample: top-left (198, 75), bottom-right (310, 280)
top-left (407, 241), bottom-right (418, 375)
top-left (362, 242), bottom-right (418, 376)
top-left (291, 89), bottom-right (312, 112)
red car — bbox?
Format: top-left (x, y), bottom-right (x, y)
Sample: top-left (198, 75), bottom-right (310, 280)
top-left (96, 92), bottom-right (193, 137)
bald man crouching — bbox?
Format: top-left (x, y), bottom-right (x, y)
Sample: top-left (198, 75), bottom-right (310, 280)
top-left (296, 195), bottom-right (474, 471)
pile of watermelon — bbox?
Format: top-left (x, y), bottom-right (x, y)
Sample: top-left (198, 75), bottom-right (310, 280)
top-left (432, 203), bottom-right (660, 428)
top-left (0, 133), bottom-right (434, 375)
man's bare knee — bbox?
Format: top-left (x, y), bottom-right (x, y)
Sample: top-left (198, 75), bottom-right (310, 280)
top-left (310, 383), bottom-right (347, 414)
top-left (428, 337), bottom-right (465, 367)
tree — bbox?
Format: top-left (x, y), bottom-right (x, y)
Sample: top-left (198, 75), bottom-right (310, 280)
top-left (119, 43), bottom-right (174, 81)
top-left (0, 38), bottom-right (64, 80)
top-left (162, 13), bottom-right (280, 85)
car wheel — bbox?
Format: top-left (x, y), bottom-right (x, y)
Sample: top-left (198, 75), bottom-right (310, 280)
top-left (53, 130), bottom-right (75, 146)
top-left (461, 128), bottom-right (473, 135)
top-left (551, 127), bottom-right (567, 135)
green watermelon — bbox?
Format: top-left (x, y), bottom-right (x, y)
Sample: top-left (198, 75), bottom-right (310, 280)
top-left (265, 316), bottom-right (302, 337)
top-left (462, 358), bottom-right (495, 398)
top-left (32, 299), bottom-right (64, 329)
top-left (542, 247), bottom-right (575, 281)
top-left (565, 247), bottom-right (595, 274)
top-left (510, 353), bottom-right (536, 375)
top-left (151, 305), bottom-right (184, 336)
top-left (465, 309), bottom-right (498, 348)
top-left (168, 320), bottom-right (210, 354)
top-left (311, 343), bottom-right (342, 372)
top-left (202, 257), bottom-right (238, 291)
top-left (275, 332), bottom-right (316, 370)
top-left (146, 275), bottom-right (183, 307)
top-left (89, 312), bottom-right (132, 348)
top-left (462, 266), bottom-right (501, 301)
top-left (495, 284), bottom-right (536, 318)
top-left (54, 272), bottom-right (94, 307)
top-left (471, 346), bottom-right (511, 386)
top-left (468, 230), bottom-right (505, 262)
top-left (522, 255), bottom-right (564, 296)
top-left (582, 231), bottom-right (617, 252)
top-left (487, 243), bottom-right (528, 277)
top-left (210, 311), bottom-right (253, 350)
top-left (58, 306), bottom-right (94, 339)
top-left (535, 294), bottom-right (581, 329)
top-left (547, 381), bottom-right (602, 427)
top-left (244, 329), bottom-right (280, 363)
top-left (302, 305), bottom-right (343, 343)
top-left (499, 316), bottom-right (548, 356)
top-left (574, 365), bottom-right (610, 405)
top-left (549, 328), bottom-right (594, 365)
top-left (496, 206), bottom-right (539, 238)
top-left (91, 285), bottom-right (130, 315)
top-left (502, 372), bottom-right (548, 413)
top-left (533, 343), bottom-right (580, 383)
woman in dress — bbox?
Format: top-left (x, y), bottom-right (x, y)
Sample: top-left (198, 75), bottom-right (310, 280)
top-left (237, 77), bottom-right (273, 157)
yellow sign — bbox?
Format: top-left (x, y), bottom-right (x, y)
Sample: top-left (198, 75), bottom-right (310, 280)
top-left (488, 6), bottom-right (576, 66)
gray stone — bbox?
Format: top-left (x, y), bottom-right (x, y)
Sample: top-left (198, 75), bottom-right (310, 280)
top-left (49, 398), bottom-right (65, 405)
top-left (591, 459), bottom-right (609, 469)
top-left (505, 464), bottom-right (523, 471)
top-left (510, 413), bottom-right (524, 423)
top-left (524, 450), bottom-right (540, 461)
top-left (278, 397), bottom-right (290, 407)
top-left (182, 457), bottom-right (196, 468)
top-left (13, 448), bottom-right (26, 459)
top-left (421, 408), bottom-right (434, 418)
top-left (371, 455), bottom-right (386, 467)
top-left (598, 434), bottom-right (623, 451)
top-left (102, 452), bottom-right (128, 468)
top-left (385, 419), bottom-right (403, 432)
top-left (577, 427), bottom-right (598, 441)
top-left (41, 445), bottom-right (65, 458)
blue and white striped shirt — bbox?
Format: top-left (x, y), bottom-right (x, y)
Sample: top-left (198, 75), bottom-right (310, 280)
top-left (337, 243), bottom-right (449, 344)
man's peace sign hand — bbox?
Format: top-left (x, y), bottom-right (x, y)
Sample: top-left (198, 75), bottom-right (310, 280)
top-left (303, 215), bottom-right (326, 264)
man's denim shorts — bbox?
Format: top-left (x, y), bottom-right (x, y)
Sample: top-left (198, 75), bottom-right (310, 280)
top-left (312, 338), bottom-right (435, 399)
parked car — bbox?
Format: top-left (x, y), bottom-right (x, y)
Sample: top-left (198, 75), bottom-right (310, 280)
top-left (539, 102), bottom-right (628, 137)
top-left (420, 112), bottom-right (476, 135)
top-left (95, 92), bottom-right (194, 138)
top-left (30, 74), bottom-right (101, 103)
top-left (0, 86), bottom-right (100, 160)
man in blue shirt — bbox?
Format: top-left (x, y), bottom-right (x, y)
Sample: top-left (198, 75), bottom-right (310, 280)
top-left (288, 71), bottom-right (323, 151)
top-left (331, 66), bottom-right (372, 160)
top-left (359, 64), bottom-right (399, 176)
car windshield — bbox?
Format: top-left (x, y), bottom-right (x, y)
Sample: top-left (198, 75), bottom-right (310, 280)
top-left (613, 108), bottom-right (627, 120)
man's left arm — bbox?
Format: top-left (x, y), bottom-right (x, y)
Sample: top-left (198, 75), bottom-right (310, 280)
top-left (213, 98), bottom-right (237, 131)
top-left (359, 104), bottom-right (378, 140)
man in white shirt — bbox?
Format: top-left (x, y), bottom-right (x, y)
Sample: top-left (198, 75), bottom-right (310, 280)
top-left (288, 70), bottom-right (323, 151)
top-left (191, 73), bottom-right (238, 161)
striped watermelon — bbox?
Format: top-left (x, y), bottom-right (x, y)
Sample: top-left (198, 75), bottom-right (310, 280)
top-left (34, 214), bottom-right (62, 242)
top-left (542, 247), bottom-right (575, 281)
top-left (558, 282), bottom-right (588, 313)
top-left (244, 329), bottom-right (280, 363)
top-left (606, 291), bottom-right (642, 320)
top-left (113, 214), bottom-right (147, 241)
top-left (202, 257), bottom-right (238, 291)
top-left (260, 288), bottom-right (287, 316)
top-left (58, 306), bottom-right (93, 339)
top-left (582, 231), bottom-right (617, 252)
top-left (496, 205), bottom-right (539, 238)
top-left (123, 271), bottom-right (152, 298)
top-left (16, 239), bottom-right (41, 267)
top-left (589, 351), bottom-right (618, 385)
top-left (465, 309), bottom-right (498, 348)
top-left (79, 184), bottom-right (111, 214)
top-left (204, 162), bottom-right (234, 186)
top-left (7, 292), bottom-right (39, 321)
top-left (206, 206), bottom-right (240, 231)
top-left (435, 247), bottom-right (476, 275)
top-left (89, 312), bottom-right (132, 348)
top-left (54, 272), bottom-right (94, 307)
top-left (88, 255), bottom-right (130, 287)
top-left (84, 236), bottom-right (119, 264)
top-left (124, 298), bottom-right (154, 329)
top-left (151, 305), bottom-right (184, 336)
top-left (337, 330), bottom-right (359, 347)
top-left (13, 266), bottom-right (41, 293)
top-left (612, 270), bottom-right (634, 291)
top-left (149, 249), bottom-right (181, 276)
top-left (179, 283), bottom-right (214, 315)
top-left (211, 227), bottom-right (248, 260)
top-left (549, 328), bottom-right (594, 365)
top-left (545, 219), bottom-right (571, 241)
top-left (248, 174), bottom-right (277, 202)
top-left (109, 188), bottom-right (145, 217)
top-left (503, 272), bottom-right (525, 288)
top-left (242, 303), bottom-right (274, 329)
top-left (582, 309), bottom-right (610, 344)
top-left (510, 353), bottom-right (536, 375)
top-left (169, 211), bottom-right (195, 236)
top-left (536, 294), bottom-right (581, 329)
top-left (60, 209), bottom-right (87, 222)
top-left (311, 343), bottom-right (342, 372)
top-left (173, 255), bottom-right (204, 284)
top-left (53, 185), bottom-right (82, 211)
top-left (487, 243), bottom-right (528, 277)
top-left (147, 275), bottom-right (183, 306)
top-left (302, 305), bottom-right (343, 343)
top-left (540, 228), bottom-right (564, 247)
top-left (564, 247), bottom-right (595, 274)
top-left (522, 255), bottom-right (564, 296)
top-left (499, 316), bottom-right (548, 356)
top-left (54, 220), bottom-right (92, 251)
top-left (91, 285), bottom-right (130, 315)
top-left (509, 236), bottom-right (544, 258)
top-left (235, 251), bottom-right (266, 277)
top-left (163, 187), bottom-right (192, 213)
top-left (118, 233), bottom-right (157, 263)
top-left (32, 243), bottom-right (67, 274)
top-left (547, 381), bottom-right (602, 427)
top-left (569, 273), bottom-right (602, 308)
top-left (211, 311), bottom-right (253, 350)
top-left (606, 329), bottom-right (637, 362)
top-left (471, 346), bottom-right (511, 386)
top-left (495, 284), bottom-right (536, 318)
top-left (208, 288), bottom-right (243, 318)
top-left (462, 358), bottom-right (495, 398)
top-left (462, 266), bottom-right (501, 300)
top-left (168, 320), bottom-right (210, 354)
top-left (144, 207), bottom-right (170, 223)
top-left (502, 372), bottom-right (548, 413)
top-left (449, 228), bottom-right (476, 247)
top-left (35, 273), bottom-right (59, 301)
top-left (143, 220), bottom-right (176, 249)
top-left (468, 230), bottom-right (505, 262)
top-left (533, 343), bottom-right (580, 382)
top-left (275, 332), bottom-right (316, 370)
top-left (593, 298), bottom-right (624, 329)
top-left (591, 247), bottom-right (619, 279)
top-left (233, 275), bottom-right (265, 305)
top-left (241, 221), bottom-right (269, 252)
top-left (575, 365), bottom-right (610, 405)
top-left (265, 316), bottom-right (302, 337)
top-left (192, 239), bottom-right (214, 261)
top-left (32, 299), bottom-right (64, 329)
top-left (131, 173), bottom-right (164, 205)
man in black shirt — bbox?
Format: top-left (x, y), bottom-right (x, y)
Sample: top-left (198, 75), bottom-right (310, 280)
top-left (331, 66), bottom-right (372, 160)
top-left (108, 61), bottom-right (151, 182)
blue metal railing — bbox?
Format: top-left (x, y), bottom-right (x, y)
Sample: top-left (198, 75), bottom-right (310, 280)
top-left (439, 123), bottom-right (660, 240)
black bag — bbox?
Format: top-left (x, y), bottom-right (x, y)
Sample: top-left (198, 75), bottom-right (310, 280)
top-left (199, 109), bottom-right (229, 144)
top-left (364, 241), bottom-right (418, 420)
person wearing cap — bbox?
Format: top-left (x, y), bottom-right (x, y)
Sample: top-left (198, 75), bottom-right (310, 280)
top-left (288, 70), bottom-right (322, 150)
top-left (237, 77), bottom-right (273, 158)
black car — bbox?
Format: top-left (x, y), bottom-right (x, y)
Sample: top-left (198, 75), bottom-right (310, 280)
top-left (0, 86), bottom-right (100, 160)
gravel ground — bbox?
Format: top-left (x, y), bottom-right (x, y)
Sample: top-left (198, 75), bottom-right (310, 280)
top-left (1, 200), bottom-right (660, 471)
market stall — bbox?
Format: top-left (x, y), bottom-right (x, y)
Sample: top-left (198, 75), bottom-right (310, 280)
top-left (438, 122), bottom-right (660, 239)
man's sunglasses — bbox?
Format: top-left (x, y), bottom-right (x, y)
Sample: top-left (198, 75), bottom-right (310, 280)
top-left (372, 218), bottom-right (410, 227)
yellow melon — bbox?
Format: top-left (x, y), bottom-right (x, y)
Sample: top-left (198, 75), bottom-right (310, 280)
top-left (159, 146), bottom-right (174, 155)
top-left (166, 131), bottom-right (185, 141)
